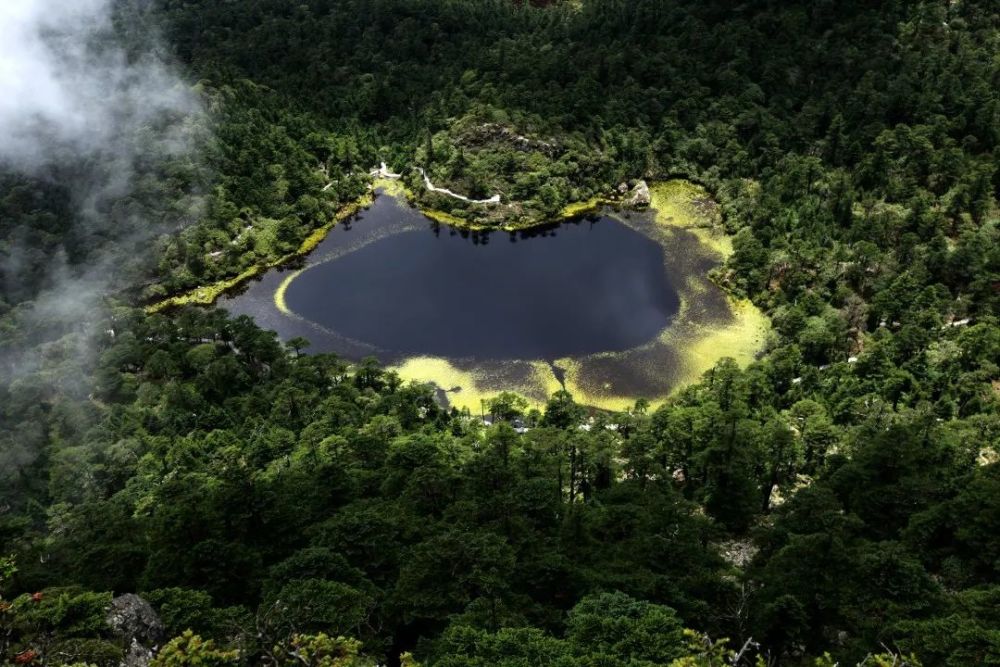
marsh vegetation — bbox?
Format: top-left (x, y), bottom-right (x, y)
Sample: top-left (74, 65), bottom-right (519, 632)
top-left (221, 180), bottom-right (765, 410)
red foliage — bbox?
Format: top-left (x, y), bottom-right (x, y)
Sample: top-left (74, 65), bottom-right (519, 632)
top-left (14, 649), bottom-right (38, 664)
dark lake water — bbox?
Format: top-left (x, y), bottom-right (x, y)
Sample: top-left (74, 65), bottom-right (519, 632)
top-left (222, 194), bottom-right (680, 361)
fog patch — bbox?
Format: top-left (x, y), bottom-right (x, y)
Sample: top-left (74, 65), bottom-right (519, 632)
top-left (0, 0), bottom-right (204, 352)
top-left (0, 0), bottom-right (198, 170)
top-left (0, 0), bottom-right (206, 486)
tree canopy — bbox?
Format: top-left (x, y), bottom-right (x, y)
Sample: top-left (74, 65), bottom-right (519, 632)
top-left (0, 0), bottom-right (998, 665)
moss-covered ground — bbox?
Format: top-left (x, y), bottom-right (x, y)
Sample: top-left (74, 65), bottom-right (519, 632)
top-left (213, 178), bottom-right (770, 411)
top-left (383, 180), bottom-right (769, 411)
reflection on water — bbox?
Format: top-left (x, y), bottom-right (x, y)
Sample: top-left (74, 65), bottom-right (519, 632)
top-left (222, 194), bottom-right (678, 362)
top-left (219, 187), bottom-right (767, 411)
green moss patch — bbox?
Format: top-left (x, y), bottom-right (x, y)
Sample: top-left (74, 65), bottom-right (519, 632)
top-left (391, 179), bottom-right (769, 410)
top-left (218, 179), bottom-right (769, 412)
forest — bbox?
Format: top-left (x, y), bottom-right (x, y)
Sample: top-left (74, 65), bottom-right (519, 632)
top-left (0, 0), bottom-right (998, 665)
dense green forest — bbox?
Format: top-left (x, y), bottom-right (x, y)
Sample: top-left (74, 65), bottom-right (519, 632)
top-left (1, 0), bottom-right (998, 665)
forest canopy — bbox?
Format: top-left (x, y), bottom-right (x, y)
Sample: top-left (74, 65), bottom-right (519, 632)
top-left (0, 0), bottom-right (998, 666)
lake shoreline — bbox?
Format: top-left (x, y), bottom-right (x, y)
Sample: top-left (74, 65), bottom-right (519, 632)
top-left (145, 177), bottom-right (731, 320)
top-left (214, 180), bottom-right (769, 411)
top-left (143, 179), bottom-right (620, 313)
top-left (145, 192), bottom-right (374, 314)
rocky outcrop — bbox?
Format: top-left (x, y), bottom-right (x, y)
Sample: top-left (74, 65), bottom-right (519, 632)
top-left (625, 180), bottom-right (651, 207)
top-left (107, 594), bottom-right (165, 645)
top-left (461, 123), bottom-right (559, 156)
top-left (122, 640), bottom-right (156, 667)
top-left (106, 594), bottom-right (165, 667)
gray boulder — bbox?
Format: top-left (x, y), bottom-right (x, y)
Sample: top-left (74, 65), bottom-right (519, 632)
top-left (106, 594), bottom-right (165, 649)
top-left (625, 180), bottom-right (651, 207)
top-left (122, 639), bottom-right (156, 667)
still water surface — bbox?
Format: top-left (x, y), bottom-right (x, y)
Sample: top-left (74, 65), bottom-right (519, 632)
top-left (223, 195), bottom-right (679, 361)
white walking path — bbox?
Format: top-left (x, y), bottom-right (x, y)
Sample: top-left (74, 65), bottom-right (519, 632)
top-left (370, 161), bottom-right (403, 179)
top-left (367, 162), bottom-right (501, 205)
top-left (415, 167), bottom-right (501, 204)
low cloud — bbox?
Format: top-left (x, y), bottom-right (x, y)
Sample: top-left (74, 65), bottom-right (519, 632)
top-left (0, 0), bottom-right (198, 170)
top-left (0, 0), bottom-right (206, 376)
top-left (0, 0), bottom-right (207, 492)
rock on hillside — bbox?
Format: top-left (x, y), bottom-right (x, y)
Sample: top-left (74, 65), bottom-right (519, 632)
top-left (625, 180), bottom-right (651, 207)
top-left (106, 594), bottom-right (165, 667)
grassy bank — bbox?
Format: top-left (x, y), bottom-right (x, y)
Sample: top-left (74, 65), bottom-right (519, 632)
top-left (146, 192), bottom-right (374, 313)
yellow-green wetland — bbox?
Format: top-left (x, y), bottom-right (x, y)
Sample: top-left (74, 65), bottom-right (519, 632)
top-left (218, 180), bottom-right (769, 411)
